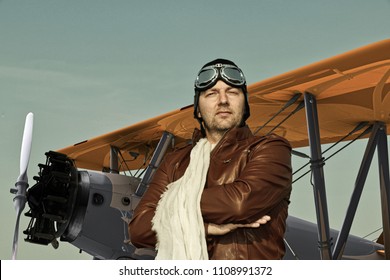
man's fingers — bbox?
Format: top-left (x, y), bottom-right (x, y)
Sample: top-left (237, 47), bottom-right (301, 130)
top-left (255, 215), bottom-right (271, 224)
top-left (235, 222), bottom-right (259, 228)
top-left (240, 216), bottom-right (271, 228)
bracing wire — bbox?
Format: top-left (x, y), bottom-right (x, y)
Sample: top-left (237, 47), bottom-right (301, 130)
top-left (134, 150), bottom-right (153, 178)
top-left (253, 93), bottom-right (301, 136)
top-left (292, 124), bottom-right (372, 184)
top-left (266, 101), bottom-right (305, 136)
top-left (117, 149), bottom-right (133, 176)
top-left (362, 227), bottom-right (383, 241)
top-left (284, 238), bottom-right (300, 260)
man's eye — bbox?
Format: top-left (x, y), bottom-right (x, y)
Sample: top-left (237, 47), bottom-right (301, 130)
top-left (227, 90), bottom-right (239, 96)
top-left (205, 92), bottom-right (217, 97)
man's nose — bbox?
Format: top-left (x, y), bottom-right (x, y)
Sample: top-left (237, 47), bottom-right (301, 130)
top-left (218, 91), bottom-right (229, 104)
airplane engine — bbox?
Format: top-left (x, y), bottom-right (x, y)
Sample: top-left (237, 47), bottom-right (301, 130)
top-left (24, 151), bottom-right (154, 259)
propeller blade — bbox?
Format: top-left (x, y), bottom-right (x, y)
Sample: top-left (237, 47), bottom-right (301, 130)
top-left (11, 210), bottom-right (23, 260)
top-left (18, 112), bottom-right (34, 183)
top-left (12, 112), bottom-right (34, 260)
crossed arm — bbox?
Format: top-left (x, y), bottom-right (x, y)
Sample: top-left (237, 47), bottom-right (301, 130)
top-left (130, 137), bottom-right (291, 247)
top-left (207, 215), bottom-right (271, 235)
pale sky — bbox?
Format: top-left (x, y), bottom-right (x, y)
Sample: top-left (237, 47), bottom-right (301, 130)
top-left (1, 0), bottom-right (389, 259)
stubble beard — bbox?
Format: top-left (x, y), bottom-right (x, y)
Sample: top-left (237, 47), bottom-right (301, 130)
top-left (203, 113), bottom-right (244, 140)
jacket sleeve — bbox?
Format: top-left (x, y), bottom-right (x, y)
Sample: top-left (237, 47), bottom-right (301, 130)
top-left (129, 156), bottom-right (171, 249)
top-left (200, 136), bottom-right (292, 225)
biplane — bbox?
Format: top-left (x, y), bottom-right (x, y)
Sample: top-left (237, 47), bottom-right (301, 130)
top-left (11, 39), bottom-right (390, 260)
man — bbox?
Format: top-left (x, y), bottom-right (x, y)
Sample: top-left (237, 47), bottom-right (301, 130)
top-left (129, 59), bottom-right (292, 260)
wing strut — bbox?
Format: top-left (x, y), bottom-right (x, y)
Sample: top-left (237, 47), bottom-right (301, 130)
top-left (332, 122), bottom-right (390, 259)
top-left (134, 131), bottom-right (174, 197)
top-left (110, 146), bottom-right (120, 174)
top-left (377, 123), bottom-right (390, 259)
top-left (332, 123), bottom-right (378, 259)
top-left (304, 92), bottom-right (332, 260)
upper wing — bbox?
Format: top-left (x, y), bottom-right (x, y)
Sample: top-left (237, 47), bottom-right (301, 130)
top-left (58, 39), bottom-right (390, 171)
top-left (248, 38), bottom-right (390, 148)
top-left (58, 107), bottom-right (198, 171)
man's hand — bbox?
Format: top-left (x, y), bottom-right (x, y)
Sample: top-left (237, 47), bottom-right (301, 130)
top-left (207, 215), bottom-right (271, 236)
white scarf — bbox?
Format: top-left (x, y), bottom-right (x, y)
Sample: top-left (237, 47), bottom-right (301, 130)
top-left (152, 138), bottom-right (212, 260)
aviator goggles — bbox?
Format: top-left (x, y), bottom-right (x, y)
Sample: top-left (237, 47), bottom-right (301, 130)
top-left (194, 63), bottom-right (246, 91)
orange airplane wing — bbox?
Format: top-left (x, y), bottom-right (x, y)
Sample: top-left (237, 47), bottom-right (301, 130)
top-left (58, 39), bottom-right (390, 171)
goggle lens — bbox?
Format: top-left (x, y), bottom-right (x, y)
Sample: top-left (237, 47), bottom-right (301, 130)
top-left (222, 67), bottom-right (244, 83)
top-left (196, 68), bottom-right (217, 88)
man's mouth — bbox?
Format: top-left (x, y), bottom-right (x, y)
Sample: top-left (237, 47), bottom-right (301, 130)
top-left (216, 111), bottom-right (232, 116)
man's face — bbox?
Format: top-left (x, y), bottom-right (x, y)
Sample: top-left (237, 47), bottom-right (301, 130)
top-left (198, 80), bottom-right (245, 137)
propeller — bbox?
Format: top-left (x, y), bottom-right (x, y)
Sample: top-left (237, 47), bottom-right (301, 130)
top-left (10, 112), bottom-right (34, 260)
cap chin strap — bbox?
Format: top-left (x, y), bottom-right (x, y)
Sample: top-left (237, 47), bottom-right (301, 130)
top-left (195, 108), bottom-right (206, 137)
top-left (198, 120), bottom-right (206, 137)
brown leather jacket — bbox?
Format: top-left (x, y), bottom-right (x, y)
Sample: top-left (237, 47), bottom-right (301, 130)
top-left (129, 125), bottom-right (292, 259)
